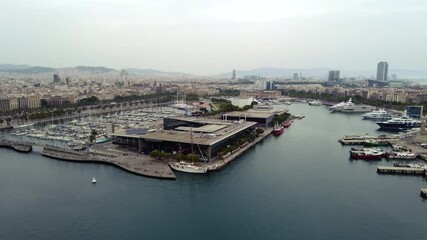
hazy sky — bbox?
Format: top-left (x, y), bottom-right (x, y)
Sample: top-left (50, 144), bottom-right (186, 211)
top-left (1, 0), bottom-right (426, 75)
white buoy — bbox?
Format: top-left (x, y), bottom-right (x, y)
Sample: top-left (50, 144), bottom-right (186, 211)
top-left (92, 177), bottom-right (96, 184)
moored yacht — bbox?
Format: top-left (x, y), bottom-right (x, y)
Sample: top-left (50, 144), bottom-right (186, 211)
top-left (362, 109), bottom-right (392, 120)
top-left (308, 100), bottom-right (323, 106)
top-left (376, 111), bottom-right (421, 130)
top-left (349, 148), bottom-right (385, 160)
top-left (169, 161), bottom-right (208, 173)
top-left (330, 98), bottom-right (354, 112)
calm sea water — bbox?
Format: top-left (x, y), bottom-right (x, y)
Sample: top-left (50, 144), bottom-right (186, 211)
top-left (1, 104), bottom-right (427, 240)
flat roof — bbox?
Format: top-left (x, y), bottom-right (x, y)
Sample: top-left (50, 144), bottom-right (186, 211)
top-left (224, 111), bottom-right (276, 119)
top-left (175, 124), bottom-right (228, 133)
top-left (112, 120), bottom-right (257, 146)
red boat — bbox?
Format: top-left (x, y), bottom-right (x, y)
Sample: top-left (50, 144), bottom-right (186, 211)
top-left (349, 148), bottom-right (384, 160)
top-left (272, 124), bottom-right (284, 136)
top-left (282, 121), bottom-right (291, 128)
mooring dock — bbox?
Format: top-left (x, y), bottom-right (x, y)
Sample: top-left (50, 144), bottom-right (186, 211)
top-left (42, 146), bottom-right (176, 180)
top-left (377, 166), bottom-right (426, 175)
top-left (0, 139), bottom-right (32, 153)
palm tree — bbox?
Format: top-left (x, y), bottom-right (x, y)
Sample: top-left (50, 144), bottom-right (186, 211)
top-left (89, 129), bottom-right (98, 143)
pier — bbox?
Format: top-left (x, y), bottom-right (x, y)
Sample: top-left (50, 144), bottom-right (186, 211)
top-left (377, 166), bottom-right (426, 175)
top-left (0, 139), bottom-right (32, 153)
top-left (201, 127), bottom-right (272, 171)
top-left (41, 146), bottom-right (176, 180)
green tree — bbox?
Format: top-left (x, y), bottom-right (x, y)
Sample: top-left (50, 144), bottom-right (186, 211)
top-left (89, 129), bottom-right (98, 143)
top-left (150, 150), bottom-right (161, 159)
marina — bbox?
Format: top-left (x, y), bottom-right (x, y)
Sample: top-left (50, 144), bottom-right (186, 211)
top-left (2, 102), bottom-right (427, 240)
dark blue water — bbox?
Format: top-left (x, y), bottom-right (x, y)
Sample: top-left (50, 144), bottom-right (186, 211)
top-left (1, 104), bottom-right (427, 240)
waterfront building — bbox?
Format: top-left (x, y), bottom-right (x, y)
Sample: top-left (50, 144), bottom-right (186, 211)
top-left (376, 62), bottom-right (389, 81)
top-left (111, 117), bottom-right (257, 161)
top-left (223, 111), bottom-right (279, 128)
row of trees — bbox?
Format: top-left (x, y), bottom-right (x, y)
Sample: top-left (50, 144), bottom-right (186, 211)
top-left (149, 150), bottom-right (199, 163)
top-left (217, 130), bottom-right (260, 159)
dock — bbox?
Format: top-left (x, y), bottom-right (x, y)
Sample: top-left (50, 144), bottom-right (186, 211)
top-left (201, 127), bottom-right (272, 171)
top-left (377, 166), bottom-right (426, 175)
top-left (42, 146), bottom-right (176, 180)
top-left (0, 139), bottom-right (32, 153)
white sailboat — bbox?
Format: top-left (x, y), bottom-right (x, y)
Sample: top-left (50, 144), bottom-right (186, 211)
top-left (169, 161), bottom-right (208, 173)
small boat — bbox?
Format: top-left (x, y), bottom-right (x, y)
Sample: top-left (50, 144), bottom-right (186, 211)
top-left (282, 121), bottom-right (291, 128)
top-left (169, 161), bottom-right (208, 174)
top-left (387, 151), bottom-right (416, 160)
top-left (92, 177), bottom-right (97, 184)
top-left (349, 148), bottom-right (385, 160)
top-left (363, 139), bottom-right (389, 147)
top-left (272, 124), bottom-right (284, 136)
top-left (308, 100), bottom-right (322, 106)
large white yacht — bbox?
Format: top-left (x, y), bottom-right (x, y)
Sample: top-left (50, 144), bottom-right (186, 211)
top-left (361, 109), bottom-right (392, 120)
top-left (329, 98), bottom-right (354, 112)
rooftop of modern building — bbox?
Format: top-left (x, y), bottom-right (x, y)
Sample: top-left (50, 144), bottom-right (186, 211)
top-left (111, 117), bottom-right (257, 146)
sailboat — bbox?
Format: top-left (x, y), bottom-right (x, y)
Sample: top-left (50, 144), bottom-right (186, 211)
top-left (169, 128), bottom-right (208, 174)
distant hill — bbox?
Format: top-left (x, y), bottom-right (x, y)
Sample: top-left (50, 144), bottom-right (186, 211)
top-left (125, 68), bottom-right (192, 77)
top-left (74, 66), bottom-right (116, 73)
top-left (0, 64), bottom-right (56, 73)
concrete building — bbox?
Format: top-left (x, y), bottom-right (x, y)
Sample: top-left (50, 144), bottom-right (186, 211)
top-left (53, 74), bottom-right (61, 84)
top-left (0, 99), bottom-right (10, 113)
top-left (328, 71), bottom-right (340, 81)
top-left (111, 117), bottom-right (257, 161)
top-left (377, 62), bottom-right (389, 81)
top-left (232, 69), bottom-right (236, 80)
top-left (222, 111), bottom-right (278, 128)
top-left (240, 90), bottom-right (281, 99)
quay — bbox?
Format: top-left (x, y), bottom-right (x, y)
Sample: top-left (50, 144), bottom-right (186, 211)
top-left (41, 146), bottom-right (176, 180)
top-left (377, 166), bottom-right (426, 175)
top-left (201, 127), bottom-right (272, 171)
top-left (0, 139), bottom-right (32, 153)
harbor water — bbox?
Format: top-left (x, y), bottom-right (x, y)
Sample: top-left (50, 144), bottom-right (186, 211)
top-left (1, 104), bottom-right (427, 240)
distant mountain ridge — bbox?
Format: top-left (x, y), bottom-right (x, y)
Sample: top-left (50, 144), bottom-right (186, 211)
top-left (0, 64), bottom-right (191, 77)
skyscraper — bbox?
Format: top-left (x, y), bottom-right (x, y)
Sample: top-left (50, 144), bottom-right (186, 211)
top-left (328, 70), bottom-right (340, 81)
top-left (232, 69), bottom-right (236, 80)
top-left (53, 73), bottom-right (61, 84)
top-left (376, 62), bottom-right (388, 81)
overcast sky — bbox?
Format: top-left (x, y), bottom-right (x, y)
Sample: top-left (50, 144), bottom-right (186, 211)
top-left (1, 0), bottom-right (426, 75)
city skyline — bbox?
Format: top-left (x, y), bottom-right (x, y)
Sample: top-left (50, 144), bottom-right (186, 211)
top-left (1, 0), bottom-right (427, 75)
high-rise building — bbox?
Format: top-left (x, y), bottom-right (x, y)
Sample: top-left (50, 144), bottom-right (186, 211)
top-left (376, 62), bottom-right (388, 81)
top-left (53, 74), bottom-right (61, 84)
top-left (232, 69), bottom-right (236, 80)
top-left (266, 81), bottom-right (277, 90)
top-left (293, 73), bottom-right (299, 80)
top-left (328, 70), bottom-right (340, 81)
